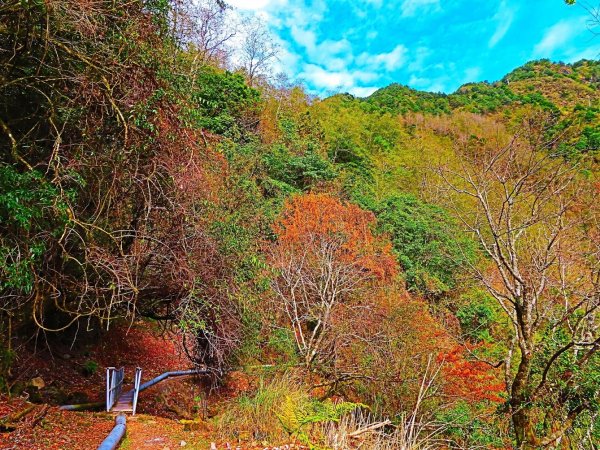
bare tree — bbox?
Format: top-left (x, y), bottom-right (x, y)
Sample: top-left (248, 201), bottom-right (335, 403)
top-left (439, 115), bottom-right (600, 448)
top-left (239, 17), bottom-right (279, 86)
top-left (172, 0), bottom-right (237, 67)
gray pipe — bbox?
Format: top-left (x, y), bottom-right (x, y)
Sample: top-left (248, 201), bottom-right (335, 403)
top-left (139, 369), bottom-right (209, 392)
top-left (97, 414), bottom-right (126, 450)
top-left (59, 402), bottom-right (104, 411)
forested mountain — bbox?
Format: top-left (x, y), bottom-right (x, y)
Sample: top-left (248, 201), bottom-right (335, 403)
top-left (1, 1), bottom-right (598, 449)
top-left (367, 60), bottom-right (599, 113)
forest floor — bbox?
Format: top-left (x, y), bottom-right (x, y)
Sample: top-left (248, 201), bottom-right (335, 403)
top-left (0, 321), bottom-right (304, 449)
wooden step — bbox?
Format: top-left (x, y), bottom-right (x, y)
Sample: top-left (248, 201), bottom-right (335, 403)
top-left (111, 390), bottom-right (134, 412)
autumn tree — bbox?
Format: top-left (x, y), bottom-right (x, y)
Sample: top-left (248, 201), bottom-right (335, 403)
top-left (440, 115), bottom-right (600, 448)
top-left (269, 193), bottom-right (397, 370)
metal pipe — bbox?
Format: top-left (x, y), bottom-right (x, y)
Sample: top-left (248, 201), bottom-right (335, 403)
top-left (138, 369), bottom-right (209, 392)
top-left (59, 402), bottom-right (104, 411)
top-left (97, 414), bottom-right (126, 450)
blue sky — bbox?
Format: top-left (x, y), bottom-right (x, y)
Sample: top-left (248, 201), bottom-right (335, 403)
top-left (228, 0), bottom-right (600, 96)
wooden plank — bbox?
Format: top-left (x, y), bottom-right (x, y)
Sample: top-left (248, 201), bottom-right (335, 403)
top-left (110, 390), bottom-right (134, 412)
top-left (111, 404), bottom-right (133, 412)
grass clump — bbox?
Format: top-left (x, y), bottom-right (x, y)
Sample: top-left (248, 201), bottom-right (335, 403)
top-left (214, 373), bottom-right (363, 447)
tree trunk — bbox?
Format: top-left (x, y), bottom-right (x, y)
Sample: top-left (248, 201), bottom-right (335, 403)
top-left (511, 352), bottom-right (538, 449)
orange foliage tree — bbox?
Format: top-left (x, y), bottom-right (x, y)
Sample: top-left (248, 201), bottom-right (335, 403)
top-left (439, 345), bottom-right (505, 404)
top-left (269, 193), bottom-right (397, 369)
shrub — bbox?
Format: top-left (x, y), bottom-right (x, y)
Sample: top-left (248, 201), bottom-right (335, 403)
top-left (82, 360), bottom-right (99, 377)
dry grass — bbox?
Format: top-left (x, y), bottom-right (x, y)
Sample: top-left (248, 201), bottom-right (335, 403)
top-left (321, 409), bottom-right (448, 450)
top-left (213, 372), bottom-right (310, 443)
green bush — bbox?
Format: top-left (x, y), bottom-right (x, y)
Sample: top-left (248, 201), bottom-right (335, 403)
top-left (456, 293), bottom-right (497, 342)
top-left (368, 194), bottom-right (476, 297)
top-left (82, 360), bottom-right (99, 376)
top-left (263, 146), bottom-right (336, 192)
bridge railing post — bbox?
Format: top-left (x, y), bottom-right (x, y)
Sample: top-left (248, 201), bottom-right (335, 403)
top-left (106, 366), bottom-right (125, 412)
top-left (106, 367), bottom-right (112, 411)
top-left (132, 367), bottom-right (143, 415)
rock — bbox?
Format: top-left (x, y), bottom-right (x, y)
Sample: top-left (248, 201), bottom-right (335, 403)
top-left (210, 443), bottom-right (217, 450)
top-left (62, 353), bottom-right (71, 360)
top-left (180, 441), bottom-right (186, 447)
top-left (30, 377), bottom-right (45, 389)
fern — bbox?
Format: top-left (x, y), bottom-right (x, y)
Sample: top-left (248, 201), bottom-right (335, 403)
top-left (277, 397), bottom-right (366, 449)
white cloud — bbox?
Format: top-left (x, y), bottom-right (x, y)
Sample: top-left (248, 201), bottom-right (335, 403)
top-left (270, 42), bottom-right (301, 76)
top-left (533, 18), bottom-right (583, 57)
top-left (427, 82), bottom-right (446, 93)
top-left (488, 1), bottom-right (516, 48)
top-left (400, 0), bottom-right (440, 18)
top-left (409, 74), bottom-right (448, 93)
top-left (295, 34), bottom-right (354, 71)
top-left (300, 64), bottom-right (353, 90)
top-left (298, 63), bottom-right (378, 94)
top-left (408, 74), bottom-right (430, 87)
top-left (357, 44), bottom-right (407, 71)
top-left (348, 86), bottom-right (379, 97)
top-left (227, 0), bottom-right (269, 9)
top-left (565, 45), bottom-right (600, 62)
top-left (290, 24), bottom-right (317, 49)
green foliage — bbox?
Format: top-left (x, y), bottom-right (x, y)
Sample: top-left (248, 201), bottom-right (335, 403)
top-left (215, 375), bottom-right (311, 443)
top-left (263, 145), bottom-right (336, 193)
top-left (450, 82), bottom-right (520, 113)
top-left (0, 166), bottom-right (70, 292)
top-left (184, 66), bottom-right (260, 138)
top-left (2, 2), bottom-right (599, 445)
top-left (368, 194), bottom-right (476, 297)
top-left (0, 166), bottom-right (67, 231)
top-left (456, 291), bottom-right (499, 342)
top-left (366, 83), bottom-right (451, 115)
top-left (436, 401), bottom-right (505, 447)
top-left (364, 60), bottom-right (600, 119)
top-left (267, 328), bottom-right (299, 365)
top-left (503, 60), bottom-right (555, 82)
top-left (81, 360), bottom-right (99, 376)
top-left (278, 397), bottom-right (365, 449)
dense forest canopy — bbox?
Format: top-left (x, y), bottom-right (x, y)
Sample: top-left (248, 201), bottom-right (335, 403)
top-left (1, 1), bottom-right (599, 448)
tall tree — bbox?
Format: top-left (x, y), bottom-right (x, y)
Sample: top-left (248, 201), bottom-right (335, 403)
top-left (440, 115), bottom-right (600, 448)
